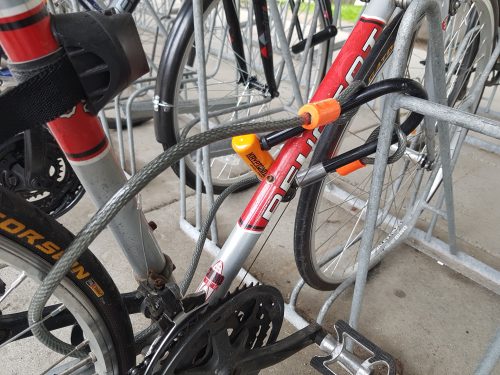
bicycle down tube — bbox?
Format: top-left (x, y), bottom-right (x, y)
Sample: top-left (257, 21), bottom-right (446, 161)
top-left (0, 0), bottom-right (171, 282)
top-left (196, 0), bottom-right (396, 302)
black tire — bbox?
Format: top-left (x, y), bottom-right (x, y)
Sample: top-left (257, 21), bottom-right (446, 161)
top-left (154, 0), bottom-right (330, 194)
top-left (294, 1), bottom-right (498, 290)
top-left (0, 188), bottom-right (135, 373)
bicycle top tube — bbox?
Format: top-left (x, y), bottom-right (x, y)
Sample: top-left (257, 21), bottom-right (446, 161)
top-left (197, 0), bottom-right (398, 301)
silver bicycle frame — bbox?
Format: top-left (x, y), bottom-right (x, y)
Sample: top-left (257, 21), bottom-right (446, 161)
top-left (70, 152), bottom-right (170, 281)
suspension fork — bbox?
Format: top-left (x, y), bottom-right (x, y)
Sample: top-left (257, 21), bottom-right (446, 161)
top-left (252, 0), bottom-right (279, 97)
top-left (253, 0), bottom-right (338, 97)
top-left (318, 0), bottom-right (334, 26)
top-left (222, 0), bottom-right (279, 97)
top-left (0, 0), bottom-right (172, 282)
top-left (224, 0), bottom-right (336, 98)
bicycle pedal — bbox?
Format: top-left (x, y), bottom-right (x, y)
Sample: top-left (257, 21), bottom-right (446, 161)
top-left (311, 320), bottom-right (397, 375)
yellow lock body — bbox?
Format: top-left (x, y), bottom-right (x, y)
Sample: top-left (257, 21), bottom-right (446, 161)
top-left (231, 134), bottom-right (274, 180)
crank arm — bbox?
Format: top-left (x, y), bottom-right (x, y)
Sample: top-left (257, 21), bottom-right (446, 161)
top-left (237, 323), bottom-right (325, 372)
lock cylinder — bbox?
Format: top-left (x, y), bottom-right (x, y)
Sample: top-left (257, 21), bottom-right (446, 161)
top-left (232, 134), bottom-right (274, 180)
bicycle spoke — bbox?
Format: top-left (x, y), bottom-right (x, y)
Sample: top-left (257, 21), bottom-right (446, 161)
top-left (0, 304), bottom-right (66, 350)
top-left (323, 206), bottom-right (366, 276)
top-left (0, 271), bottom-right (26, 305)
top-left (40, 339), bottom-right (92, 375)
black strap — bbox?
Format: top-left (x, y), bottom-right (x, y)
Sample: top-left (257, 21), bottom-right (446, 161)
top-left (0, 54), bottom-right (85, 141)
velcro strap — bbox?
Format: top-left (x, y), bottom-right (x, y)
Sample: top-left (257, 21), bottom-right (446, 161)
top-left (0, 54), bottom-right (85, 141)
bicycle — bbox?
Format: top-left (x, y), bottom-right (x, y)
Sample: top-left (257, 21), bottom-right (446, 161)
top-left (154, 0), bottom-right (498, 288)
top-left (0, 0), bottom-right (497, 374)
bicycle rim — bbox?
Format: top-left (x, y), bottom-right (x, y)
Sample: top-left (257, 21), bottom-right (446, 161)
top-left (0, 237), bottom-right (119, 374)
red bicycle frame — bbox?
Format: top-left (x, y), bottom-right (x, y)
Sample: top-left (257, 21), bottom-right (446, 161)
top-left (197, 1), bottom-right (396, 301)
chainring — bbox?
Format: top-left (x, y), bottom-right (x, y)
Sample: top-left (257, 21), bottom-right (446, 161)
top-left (140, 284), bottom-right (285, 375)
top-left (0, 129), bottom-right (84, 218)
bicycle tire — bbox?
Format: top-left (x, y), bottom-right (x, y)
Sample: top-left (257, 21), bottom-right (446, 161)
top-left (0, 188), bottom-right (135, 373)
top-left (294, 0), bottom-right (498, 290)
top-left (154, 0), bottom-right (331, 194)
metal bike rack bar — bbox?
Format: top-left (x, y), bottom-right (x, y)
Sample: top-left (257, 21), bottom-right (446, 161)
top-left (174, 0), bottom-right (499, 371)
top-left (191, 0), bottom-right (219, 243)
top-left (473, 328), bottom-right (500, 375)
top-left (344, 0), bottom-right (455, 330)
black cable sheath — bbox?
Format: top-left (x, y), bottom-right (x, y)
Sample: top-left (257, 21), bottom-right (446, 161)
top-left (322, 78), bottom-right (427, 173)
top-left (261, 78), bottom-right (427, 151)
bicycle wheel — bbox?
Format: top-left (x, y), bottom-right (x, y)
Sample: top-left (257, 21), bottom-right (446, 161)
top-left (294, 0), bottom-right (498, 290)
top-left (0, 189), bottom-right (135, 373)
top-left (155, 0), bottom-right (331, 194)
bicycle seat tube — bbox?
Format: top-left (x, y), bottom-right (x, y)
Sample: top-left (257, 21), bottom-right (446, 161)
top-left (0, 0), bottom-right (172, 282)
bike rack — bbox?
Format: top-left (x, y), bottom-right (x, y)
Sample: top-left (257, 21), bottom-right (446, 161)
top-left (342, 0), bottom-right (500, 327)
top-left (289, 0), bottom-right (500, 371)
top-left (115, 0), bottom-right (500, 371)
top-left (468, 83), bottom-right (500, 155)
top-left (179, 0), bottom-right (500, 372)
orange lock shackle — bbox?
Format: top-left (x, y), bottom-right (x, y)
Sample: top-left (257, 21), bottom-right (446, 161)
top-left (298, 98), bottom-right (341, 130)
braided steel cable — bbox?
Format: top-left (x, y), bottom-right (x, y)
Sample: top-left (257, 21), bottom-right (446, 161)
top-left (27, 116), bottom-right (305, 356)
top-left (179, 176), bottom-right (259, 295)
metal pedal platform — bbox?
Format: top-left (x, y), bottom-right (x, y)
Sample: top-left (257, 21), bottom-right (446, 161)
top-left (311, 320), bottom-right (397, 375)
